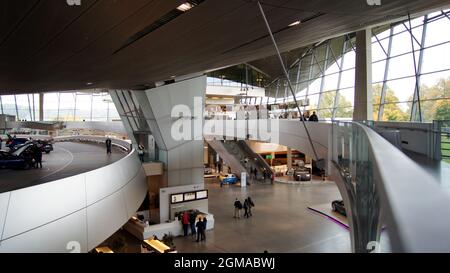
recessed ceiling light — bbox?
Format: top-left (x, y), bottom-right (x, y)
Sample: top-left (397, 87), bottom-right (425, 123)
top-left (177, 3), bottom-right (194, 12)
top-left (86, 82), bottom-right (94, 86)
top-left (288, 20), bottom-right (301, 27)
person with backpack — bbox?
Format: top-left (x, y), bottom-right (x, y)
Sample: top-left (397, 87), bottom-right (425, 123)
top-left (234, 198), bottom-right (242, 218)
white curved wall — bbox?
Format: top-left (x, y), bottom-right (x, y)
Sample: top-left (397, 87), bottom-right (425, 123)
top-left (0, 137), bottom-right (147, 253)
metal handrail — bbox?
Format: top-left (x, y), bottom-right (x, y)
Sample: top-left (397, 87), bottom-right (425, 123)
top-left (331, 121), bottom-right (450, 252)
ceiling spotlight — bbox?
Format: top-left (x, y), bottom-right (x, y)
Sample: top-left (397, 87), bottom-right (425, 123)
top-left (86, 82), bottom-right (94, 86)
top-left (177, 2), bottom-right (194, 12)
top-left (288, 20), bottom-right (301, 27)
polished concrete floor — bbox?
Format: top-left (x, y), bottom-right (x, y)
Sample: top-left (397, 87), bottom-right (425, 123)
top-left (171, 178), bottom-right (390, 253)
top-left (0, 142), bottom-right (125, 193)
top-left (106, 177), bottom-right (391, 253)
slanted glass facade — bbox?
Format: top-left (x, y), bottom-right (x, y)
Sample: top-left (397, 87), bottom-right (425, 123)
top-left (264, 9), bottom-right (449, 122)
top-left (0, 90), bottom-right (119, 122)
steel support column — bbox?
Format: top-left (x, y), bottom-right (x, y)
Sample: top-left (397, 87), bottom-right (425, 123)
top-left (378, 27), bottom-right (394, 121)
top-left (410, 14), bottom-right (428, 122)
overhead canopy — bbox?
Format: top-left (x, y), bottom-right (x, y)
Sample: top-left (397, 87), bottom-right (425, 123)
top-left (0, 0), bottom-right (448, 93)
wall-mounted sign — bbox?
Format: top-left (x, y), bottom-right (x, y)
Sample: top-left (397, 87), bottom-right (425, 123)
top-left (196, 190), bottom-right (208, 200)
top-left (171, 194), bottom-right (184, 204)
top-left (184, 192), bottom-right (196, 201)
top-left (170, 190), bottom-right (208, 204)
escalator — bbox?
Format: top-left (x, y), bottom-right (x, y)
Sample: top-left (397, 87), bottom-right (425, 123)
top-left (207, 140), bottom-right (274, 180)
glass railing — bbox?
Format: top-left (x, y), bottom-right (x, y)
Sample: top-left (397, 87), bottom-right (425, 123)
top-left (331, 120), bottom-right (450, 253)
top-left (331, 121), bottom-right (381, 253)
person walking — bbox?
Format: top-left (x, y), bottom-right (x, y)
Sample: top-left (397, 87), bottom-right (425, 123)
top-left (138, 144), bottom-right (145, 162)
top-left (247, 197), bottom-right (255, 217)
top-left (201, 217), bottom-right (207, 241)
top-left (196, 217), bottom-right (204, 242)
top-left (243, 199), bottom-right (249, 218)
top-left (182, 212), bottom-right (190, 237)
top-left (105, 138), bottom-right (112, 155)
top-left (234, 198), bottom-right (242, 218)
top-left (189, 211), bottom-right (197, 237)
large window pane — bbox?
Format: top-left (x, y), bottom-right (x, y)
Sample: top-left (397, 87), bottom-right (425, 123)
top-left (335, 107), bottom-right (353, 119)
top-left (318, 91), bottom-right (336, 109)
top-left (384, 77), bottom-right (416, 103)
top-left (2, 95), bottom-right (16, 116)
top-left (75, 93), bottom-right (92, 121)
top-left (340, 69), bottom-right (355, 89)
top-left (338, 88), bottom-right (355, 108)
top-left (420, 72), bottom-right (450, 101)
top-left (425, 16), bottom-right (450, 48)
top-left (421, 43), bottom-right (450, 74)
top-left (372, 60), bottom-right (386, 83)
top-left (16, 95), bottom-right (31, 121)
top-left (323, 73), bottom-right (339, 92)
top-left (381, 102), bottom-right (410, 121)
top-left (43, 93), bottom-right (59, 121)
top-left (387, 53), bottom-right (416, 80)
top-left (422, 99), bottom-right (450, 122)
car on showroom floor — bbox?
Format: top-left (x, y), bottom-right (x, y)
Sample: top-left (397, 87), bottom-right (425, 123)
top-left (293, 167), bottom-right (312, 181)
top-left (219, 173), bottom-right (238, 184)
top-left (332, 200), bottom-right (347, 217)
top-left (0, 150), bottom-right (32, 170)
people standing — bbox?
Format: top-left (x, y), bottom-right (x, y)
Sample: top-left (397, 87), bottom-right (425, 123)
top-left (182, 212), bottom-right (190, 237)
top-left (309, 111), bottom-right (319, 122)
top-left (105, 138), bottom-right (112, 155)
top-left (196, 217), bottom-right (204, 242)
top-left (201, 217), bottom-right (207, 241)
top-left (189, 211), bottom-right (197, 237)
top-left (138, 144), bottom-right (145, 162)
top-left (234, 198), bottom-right (242, 218)
top-left (34, 144), bottom-right (43, 169)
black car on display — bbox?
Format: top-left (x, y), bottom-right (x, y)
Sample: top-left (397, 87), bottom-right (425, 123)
top-left (293, 167), bottom-right (312, 181)
top-left (9, 140), bottom-right (53, 154)
top-left (332, 200), bottom-right (347, 217)
top-left (0, 149), bottom-right (33, 170)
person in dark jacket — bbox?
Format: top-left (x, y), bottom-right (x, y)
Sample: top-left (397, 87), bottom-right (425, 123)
top-left (189, 211), bottom-right (197, 236)
top-left (33, 145), bottom-right (43, 169)
top-left (196, 217), bottom-right (204, 242)
top-left (309, 111), bottom-right (319, 122)
top-left (105, 138), bottom-right (112, 155)
top-left (201, 217), bottom-right (207, 241)
top-left (243, 199), bottom-right (249, 218)
top-left (234, 198), bottom-right (242, 218)
top-left (247, 197), bottom-right (255, 217)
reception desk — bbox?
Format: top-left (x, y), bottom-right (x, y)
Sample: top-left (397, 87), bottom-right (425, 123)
top-left (124, 213), bottom-right (215, 240)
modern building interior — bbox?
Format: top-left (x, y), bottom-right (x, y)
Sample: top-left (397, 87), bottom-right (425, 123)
top-left (0, 0), bottom-right (449, 253)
